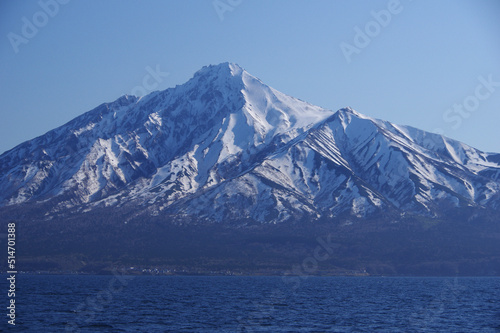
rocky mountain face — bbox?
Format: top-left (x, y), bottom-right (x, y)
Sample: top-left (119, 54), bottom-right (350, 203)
top-left (1, 63), bottom-right (500, 225)
top-left (2, 62), bottom-right (500, 275)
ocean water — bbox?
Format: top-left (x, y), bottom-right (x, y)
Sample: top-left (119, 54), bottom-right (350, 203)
top-left (1, 275), bottom-right (499, 332)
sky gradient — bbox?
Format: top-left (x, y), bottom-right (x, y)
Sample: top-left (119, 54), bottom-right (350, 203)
top-left (1, 0), bottom-right (499, 154)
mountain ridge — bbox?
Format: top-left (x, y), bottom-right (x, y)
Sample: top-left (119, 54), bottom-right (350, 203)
top-left (1, 63), bottom-right (500, 225)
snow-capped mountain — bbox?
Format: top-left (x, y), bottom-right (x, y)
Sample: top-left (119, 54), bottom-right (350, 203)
top-left (1, 62), bottom-right (500, 224)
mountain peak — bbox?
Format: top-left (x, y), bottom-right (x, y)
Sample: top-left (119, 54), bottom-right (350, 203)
top-left (1, 63), bottom-right (500, 224)
top-left (337, 106), bottom-right (365, 117)
top-left (180, 62), bottom-right (248, 98)
top-left (193, 62), bottom-right (245, 79)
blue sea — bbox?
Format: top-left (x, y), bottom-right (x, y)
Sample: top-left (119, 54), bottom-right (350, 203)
top-left (1, 275), bottom-right (499, 332)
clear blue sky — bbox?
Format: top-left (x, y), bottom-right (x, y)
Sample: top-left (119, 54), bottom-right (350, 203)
top-left (1, 0), bottom-right (499, 154)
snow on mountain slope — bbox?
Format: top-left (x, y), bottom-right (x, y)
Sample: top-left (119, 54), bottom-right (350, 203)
top-left (322, 109), bottom-right (500, 212)
top-left (0, 63), bottom-right (333, 208)
top-left (1, 62), bottom-right (499, 224)
top-left (154, 106), bottom-right (500, 223)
